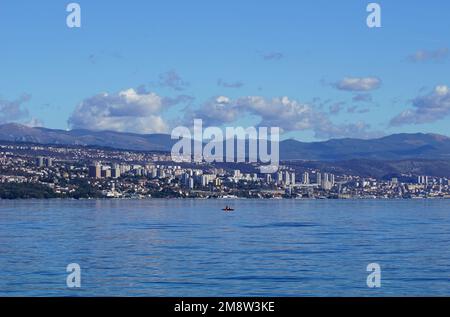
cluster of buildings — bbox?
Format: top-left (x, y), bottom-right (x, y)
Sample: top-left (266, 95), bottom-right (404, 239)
top-left (1, 142), bottom-right (450, 199)
top-left (35, 156), bottom-right (53, 168)
top-left (88, 163), bottom-right (121, 179)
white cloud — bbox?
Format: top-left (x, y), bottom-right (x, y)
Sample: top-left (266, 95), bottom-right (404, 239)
top-left (334, 77), bottom-right (381, 92)
top-left (216, 96), bottom-right (231, 104)
top-left (435, 85), bottom-right (449, 95)
top-left (68, 88), bottom-right (178, 133)
top-left (390, 85), bottom-right (450, 126)
top-left (183, 96), bottom-right (240, 126)
top-left (186, 95), bottom-right (382, 139)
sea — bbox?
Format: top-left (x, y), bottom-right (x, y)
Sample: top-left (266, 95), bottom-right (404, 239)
top-left (0, 199), bottom-right (449, 296)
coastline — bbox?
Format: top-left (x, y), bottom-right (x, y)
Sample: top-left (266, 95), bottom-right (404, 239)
top-left (1, 197), bottom-right (450, 201)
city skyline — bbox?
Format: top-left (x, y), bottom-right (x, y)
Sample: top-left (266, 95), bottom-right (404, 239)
top-left (1, 1), bottom-right (450, 142)
top-left (2, 141), bottom-right (449, 200)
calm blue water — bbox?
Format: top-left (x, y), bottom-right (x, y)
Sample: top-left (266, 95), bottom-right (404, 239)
top-left (0, 199), bottom-right (449, 296)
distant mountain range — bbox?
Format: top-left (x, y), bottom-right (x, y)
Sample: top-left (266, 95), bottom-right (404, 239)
top-left (1, 123), bottom-right (450, 161)
top-left (0, 123), bottom-right (173, 152)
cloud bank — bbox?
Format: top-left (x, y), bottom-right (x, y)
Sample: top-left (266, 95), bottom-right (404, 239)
top-left (184, 95), bottom-right (382, 139)
top-left (68, 88), bottom-right (189, 133)
top-left (390, 85), bottom-right (450, 126)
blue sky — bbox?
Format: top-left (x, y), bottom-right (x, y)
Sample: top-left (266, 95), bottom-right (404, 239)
top-left (0, 0), bottom-right (449, 141)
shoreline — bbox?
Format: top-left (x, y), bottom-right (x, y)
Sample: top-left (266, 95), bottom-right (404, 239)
top-left (1, 197), bottom-right (450, 201)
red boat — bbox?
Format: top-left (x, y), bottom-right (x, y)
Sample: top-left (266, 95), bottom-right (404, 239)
top-left (222, 206), bottom-right (235, 212)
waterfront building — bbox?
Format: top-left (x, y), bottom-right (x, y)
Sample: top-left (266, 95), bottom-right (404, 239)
top-left (88, 163), bottom-right (101, 179)
top-left (101, 168), bottom-right (111, 178)
top-left (291, 172), bottom-right (296, 185)
top-left (277, 172), bottom-right (283, 184)
top-left (302, 172), bottom-right (309, 185)
top-left (284, 171), bottom-right (291, 186)
top-left (316, 172), bottom-right (322, 186)
top-left (111, 164), bottom-right (121, 178)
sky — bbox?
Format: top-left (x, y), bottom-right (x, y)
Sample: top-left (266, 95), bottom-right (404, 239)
top-left (0, 0), bottom-right (449, 141)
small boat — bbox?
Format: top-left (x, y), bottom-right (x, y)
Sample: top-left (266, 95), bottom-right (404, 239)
top-left (222, 206), bottom-right (235, 212)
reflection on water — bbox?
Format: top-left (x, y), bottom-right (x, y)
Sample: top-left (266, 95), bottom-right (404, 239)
top-left (0, 199), bottom-right (449, 296)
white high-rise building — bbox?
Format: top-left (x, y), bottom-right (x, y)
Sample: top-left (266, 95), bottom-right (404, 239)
top-left (321, 173), bottom-right (335, 190)
top-left (111, 164), bottom-right (121, 178)
top-left (302, 172), bottom-right (310, 185)
top-left (291, 172), bottom-right (296, 185)
top-left (277, 172), bottom-right (283, 184)
top-left (418, 176), bottom-right (429, 185)
top-left (201, 174), bottom-right (216, 187)
top-left (316, 172), bottom-right (322, 186)
top-left (284, 171), bottom-right (291, 186)
top-left (88, 162), bottom-right (102, 179)
top-left (201, 175), bottom-right (209, 187)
